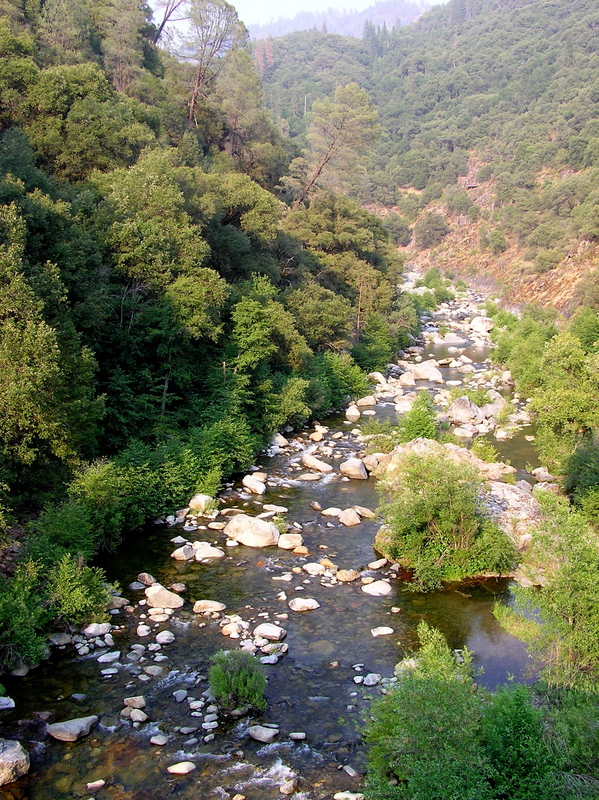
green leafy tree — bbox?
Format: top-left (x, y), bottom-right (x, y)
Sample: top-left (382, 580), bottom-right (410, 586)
top-left (0, 19), bottom-right (39, 129)
top-left (291, 82), bottom-right (380, 209)
top-left (285, 283), bottom-right (352, 350)
top-left (396, 391), bottom-right (437, 442)
top-left (175, 0), bottom-right (248, 123)
top-left (95, 0), bottom-right (148, 93)
top-left (413, 212), bottom-right (450, 249)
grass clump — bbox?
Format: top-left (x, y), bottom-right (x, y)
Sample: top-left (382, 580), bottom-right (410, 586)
top-left (377, 452), bottom-right (517, 590)
top-left (209, 649), bottom-right (267, 713)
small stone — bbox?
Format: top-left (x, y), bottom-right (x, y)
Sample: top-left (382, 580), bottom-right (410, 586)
top-left (156, 631), bottom-right (175, 645)
top-left (86, 779), bottom-right (106, 792)
top-left (343, 765), bottom-right (360, 778)
top-left (361, 580), bottom-right (392, 597)
top-left (97, 651), bottom-right (120, 663)
top-left (338, 509), bottom-right (361, 527)
top-left (150, 733), bottom-right (168, 745)
top-left (371, 627), bottom-right (394, 637)
top-left (130, 709), bottom-right (148, 723)
top-left (137, 573), bottom-right (156, 586)
top-left (136, 625), bottom-right (151, 637)
top-left (288, 598), bottom-right (320, 612)
top-left (280, 778), bottom-right (297, 795)
top-left (363, 673), bottom-right (381, 686)
top-left (336, 569), bottom-right (361, 582)
top-left (193, 600), bottom-right (226, 614)
top-left (253, 623), bottom-right (286, 641)
top-left (289, 731), bottom-right (306, 741)
top-left (367, 558), bottom-right (387, 570)
top-left (123, 696), bottom-right (146, 709)
top-left (173, 690), bottom-right (188, 703)
top-left (167, 761), bottom-right (196, 775)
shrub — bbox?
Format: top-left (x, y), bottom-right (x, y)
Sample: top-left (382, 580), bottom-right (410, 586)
top-left (0, 562), bottom-right (48, 671)
top-left (46, 554), bottom-right (110, 626)
top-left (208, 649), bottom-right (267, 713)
top-left (364, 623), bottom-right (490, 800)
top-left (448, 386), bottom-right (491, 406)
top-left (470, 437), bottom-right (502, 463)
top-left (481, 685), bottom-right (557, 800)
top-left (377, 452), bottom-right (516, 590)
top-left (396, 392), bottom-right (437, 442)
top-left (414, 212), bottom-right (450, 249)
top-left (383, 212), bottom-right (412, 246)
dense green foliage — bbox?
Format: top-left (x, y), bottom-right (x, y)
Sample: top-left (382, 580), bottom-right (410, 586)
top-left (365, 622), bottom-right (599, 800)
top-left (208, 649), bottom-right (267, 712)
top-left (377, 452), bottom-right (516, 590)
top-left (0, 2), bottom-right (424, 669)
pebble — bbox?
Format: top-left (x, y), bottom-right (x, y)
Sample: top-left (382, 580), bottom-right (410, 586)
top-left (371, 627), bottom-right (394, 637)
top-left (167, 761), bottom-right (196, 775)
top-left (173, 690), bottom-right (188, 703)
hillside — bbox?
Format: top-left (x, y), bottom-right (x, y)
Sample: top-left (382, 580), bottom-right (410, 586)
top-left (248, 0), bottom-right (430, 39)
top-left (259, 0), bottom-right (599, 310)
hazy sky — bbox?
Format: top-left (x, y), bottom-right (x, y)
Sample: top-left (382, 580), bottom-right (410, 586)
top-left (232, 0), bottom-right (446, 27)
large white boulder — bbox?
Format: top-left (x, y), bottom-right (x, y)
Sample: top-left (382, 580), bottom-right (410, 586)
top-left (145, 584), bottom-right (185, 609)
top-left (0, 740), bottom-right (29, 786)
top-left (361, 580), bottom-right (392, 597)
top-left (340, 458), bottom-right (368, 480)
top-left (470, 316), bottom-right (494, 334)
top-left (253, 623), bottom-right (286, 641)
top-left (301, 453), bottom-right (333, 473)
top-left (193, 600), bottom-right (226, 614)
top-left (447, 396), bottom-right (485, 425)
top-left (338, 508), bottom-right (362, 526)
top-left (192, 541), bottom-right (225, 559)
top-left (288, 598), bottom-right (320, 612)
top-left (224, 515), bottom-right (279, 547)
top-left (47, 716), bottom-right (98, 742)
top-left (242, 475), bottom-right (266, 495)
top-left (411, 361), bottom-right (444, 383)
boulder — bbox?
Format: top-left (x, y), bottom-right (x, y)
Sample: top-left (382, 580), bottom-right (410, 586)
top-left (145, 584), bottom-right (184, 609)
top-left (0, 739), bottom-right (29, 786)
top-left (301, 453), bottom-right (333, 473)
top-left (271, 432), bottom-right (289, 448)
top-left (338, 508), bottom-right (362, 527)
top-left (0, 698), bottom-right (15, 711)
top-left (171, 544), bottom-right (194, 561)
top-left (156, 631), bottom-right (175, 645)
top-left (340, 458), bottom-right (368, 480)
top-left (470, 316), bottom-right (494, 333)
top-left (336, 569), bottom-right (361, 582)
top-left (249, 725), bottom-right (279, 743)
top-left (345, 406), bottom-right (361, 422)
top-left (224, 515), bottom-right (279, 548)
top-left (242, 475), bottom-right (266, 495)
top-left (83, 622), bottom-right (112, 638)
top-left (193, 600), bottom-right (226, 614)
top-left (354, 505), bottom-right (376, 518)
top-left (188, 494), bottom-right (213, 513)
top-left (253, 623), bottom-right (286, 641)
top-left (137, 573), bottom-right (156, 586)
top-left (356, 395), bottom-right (376, 407)
top-left (321, 507), bottom-right (342, 517)
top-left (278, 533), bottom-right (304, 550)
top-left (47, 715), bottom-right (99, 742)
top-left (447, 396), bottom-right (485, 425)
top-left (123, 696), bottom-right (146, 708)
top-left (399, 372), bottom-right (415, 387)
top-left (288, 598), bottom-right (320, 612)
top-left (411, 361), bottom-right (444, 383)
top-left (368, 372), bottom-right (387, 385)
top-left (361, 580), bottom-right (392, 597)
top-left (192, 541), bottom-right (225, 559)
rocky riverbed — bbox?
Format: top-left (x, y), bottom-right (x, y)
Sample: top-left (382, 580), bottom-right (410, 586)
top-left (0, 286), bottom-right (549, 800)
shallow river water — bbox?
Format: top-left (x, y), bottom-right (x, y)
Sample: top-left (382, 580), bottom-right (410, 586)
top-left (0, 309), bottom-right (540, 800)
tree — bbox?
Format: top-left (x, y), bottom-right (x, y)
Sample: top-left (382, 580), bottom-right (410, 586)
top-left (174, 0), bottom-right (248, 123)
top-left (291, 82), bottom-right (380, 209)
top-left (96, 0), bottom-right (148, 93)
top-left (413, 212), bottom-right (450, 249)
top-left (151, 0), bottom-right (188, 44)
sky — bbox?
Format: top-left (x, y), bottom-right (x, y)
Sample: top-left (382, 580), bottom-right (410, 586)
top-left (230, 0), bottom-right (447, 27)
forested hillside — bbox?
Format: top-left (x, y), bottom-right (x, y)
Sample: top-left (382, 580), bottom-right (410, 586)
top-left (259, 0), bottom-right (599, 309)
top-left (0, 0), bottom-right (418, 666)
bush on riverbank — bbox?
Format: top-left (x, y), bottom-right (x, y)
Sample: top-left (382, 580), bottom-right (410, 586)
top-left (376, 452), bottom-right (517, 590)
top-left (365, 623), bottom-right (598, 800)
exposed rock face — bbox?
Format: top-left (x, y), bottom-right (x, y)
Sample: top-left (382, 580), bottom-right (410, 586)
top-left (374, 438), bottom-right (539, 551)
top-left (340, 458), bottom-right (368, 480)
top-left (301, 453), bottom-right (334, 473)
top-left (223, 514), bottom-right (279, 547)
top-left (0, 740), bottom-right (29, 786)
top-left (145, 584), bottom-right (185, 609)
top-left (47, 716), bottom-right (99, 742)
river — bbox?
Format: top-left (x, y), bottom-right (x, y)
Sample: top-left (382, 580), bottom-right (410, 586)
top-left (0, 296), bottom-right (540, 800)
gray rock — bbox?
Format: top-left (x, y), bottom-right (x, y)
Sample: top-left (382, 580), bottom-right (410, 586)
top-left (47, 715), bottom-right (99, 742)
top-left (167, 761), bottom-right (196, 775)
top-left (470, 316), bottom-right (494, 333)
top-left (188, 493), bottom-right (213, 513)
top-left (156, 631), bottom-right (175, 645)
top-left (242, 474), bottom-right (266, 495)
top-left (0, 698), bottom-right (15, 711)
top-left (363, 673), bottom-right (381, 686)
top-left (249, 725), bottom-right (279, 743)
top-left (340, 458), bottom-right (368, 480)
top-left (83, 623), bottom-right (111, 638)
top-left (338, 508), bottom-right (361, 527)
top-left (278, 533), bottom-right (303, 550)
top-left (447, 396), bottom-right (485, 425)
top-left (137, 573), bottom-right (156, 586)
top-left (0, 739), bottom-right (29, 786)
